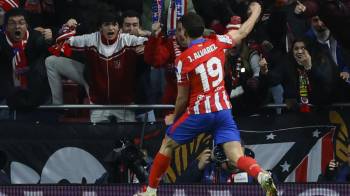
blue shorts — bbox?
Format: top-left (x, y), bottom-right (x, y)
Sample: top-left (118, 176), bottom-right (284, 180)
top-left (166, 109), bottom-right (240, 145)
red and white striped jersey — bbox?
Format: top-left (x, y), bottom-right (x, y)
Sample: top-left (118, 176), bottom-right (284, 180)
top-left (175, 34), bottom-right (236, 114)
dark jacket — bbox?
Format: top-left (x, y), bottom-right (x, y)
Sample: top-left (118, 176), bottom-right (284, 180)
top-left (0, 30), bottom-right (50, 109)
top-left (283, 52), bottom-right (338, 106)
top-left (305, 29), bottom-right (350, 74)
top-left (266, 2), bottom-right (309, 52)
top-left (259, 48), bottom-right (290, 88)
top-left (304, 0), bottom-right (350, 50)
top-left (303, 31), bottom-right (350, 103)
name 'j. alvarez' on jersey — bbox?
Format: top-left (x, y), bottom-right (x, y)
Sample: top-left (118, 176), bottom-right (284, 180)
top-left (175, 34), bottom-right (236, 115)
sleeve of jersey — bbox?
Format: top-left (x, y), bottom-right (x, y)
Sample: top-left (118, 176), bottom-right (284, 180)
top-left (215, 34), bottom-right (236, 49)
top-left (175, 58), bottom-right (190, 86)
top-left (68, 33), bottom-right (96, 50)
top-left (122, 34), bottom-right (148, 47)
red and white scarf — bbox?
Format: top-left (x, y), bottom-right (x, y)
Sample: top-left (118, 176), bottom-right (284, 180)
top-left (172, 38), bottom-right (182, 57)
top-left (167, 0), bottom-right (186, 36)
top-left (6, 30), bottom-right (29, 88)
top-left (0, 0), bottom-right (19, 12)
top-left (168, 0), bottom-right (186, 60)
top-left (48, 24), bottom-right (76, 57)
top-left (152, 0), bottom-right (184, 63)
top-left (152, 0), bottom-right (163, 23)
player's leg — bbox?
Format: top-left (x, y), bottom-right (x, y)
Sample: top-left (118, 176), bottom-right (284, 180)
top-left (213, 109), bottom-right (263, 177)
top-left (214, 109), bottom-right (277, 196)
top-left (138, 112), bottom-right (213, 196)
top-left (144, 135), bottom-right (179, 195)
top-left (222, 141), bottom-right (261, 178)
top-left (138, 113), bottom-right (190, 196)
top-left (222, 141), bottom-right (277, 196)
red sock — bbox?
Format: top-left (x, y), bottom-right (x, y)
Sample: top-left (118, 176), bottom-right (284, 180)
top-left (236, 156), bottom-right (262, 178)
top-left (149, 152), bottom-right (171, 188)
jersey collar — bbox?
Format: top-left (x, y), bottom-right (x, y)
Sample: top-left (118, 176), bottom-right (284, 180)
top-left (189, 37), bottom-right (206, 47)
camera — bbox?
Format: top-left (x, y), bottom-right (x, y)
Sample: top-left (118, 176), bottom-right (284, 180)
top-left (211, 145), bottom-right (228, 164)
top-left (105, 138), bottom-right (149, 183)
top-left (210, 144), bottom-right (256, 164)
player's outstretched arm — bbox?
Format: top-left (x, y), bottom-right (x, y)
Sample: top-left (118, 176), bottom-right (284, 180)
top-left (227, 2), bottom-right (261, 43)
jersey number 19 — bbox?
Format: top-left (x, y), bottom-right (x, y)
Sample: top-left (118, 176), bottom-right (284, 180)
top-left (195, 57), bottom-right (223, 92)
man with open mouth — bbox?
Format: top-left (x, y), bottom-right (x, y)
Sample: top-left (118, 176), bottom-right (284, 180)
top-left (45, 10), bottom-right (149, 123)
top-left (0, 8), bottom-right (50, 117)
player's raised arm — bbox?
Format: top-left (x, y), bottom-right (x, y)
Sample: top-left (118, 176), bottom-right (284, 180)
top-left (227, 1), bottom-right (261, 43)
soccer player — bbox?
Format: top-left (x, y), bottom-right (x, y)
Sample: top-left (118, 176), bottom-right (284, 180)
top-left (136, 2), bottom-right (277, 196)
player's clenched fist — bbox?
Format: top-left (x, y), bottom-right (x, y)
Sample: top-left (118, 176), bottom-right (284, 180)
top-left (248, 1), bottom-right (262, 14)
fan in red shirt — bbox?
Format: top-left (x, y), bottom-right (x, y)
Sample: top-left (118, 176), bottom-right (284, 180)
top-left (144, 20), bottom-right (188, 105)
top-left (136, 2), bottom-right (277, 196)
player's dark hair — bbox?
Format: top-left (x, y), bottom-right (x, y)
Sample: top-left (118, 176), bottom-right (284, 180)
top-left (179, 12), bottom-right (204, 38)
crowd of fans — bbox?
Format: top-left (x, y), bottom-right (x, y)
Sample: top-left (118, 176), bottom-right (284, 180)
top-left (0, 0), bottom-right (349, 184)
top-left (0, 0), bottom-right (349, 120)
